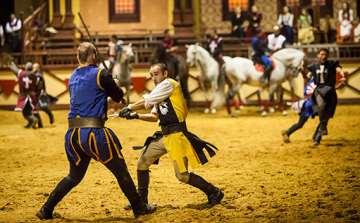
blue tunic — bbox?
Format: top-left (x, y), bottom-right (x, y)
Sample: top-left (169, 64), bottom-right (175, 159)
top-left (303, 78), bottom-right (315, 118)
top-left (252, 36), bottom-right (273, 66)
top-left (65, 65), bottom-right (123, 165)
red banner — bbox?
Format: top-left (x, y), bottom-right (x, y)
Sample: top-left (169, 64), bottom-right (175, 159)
top-left (131, 77), bottom-right (147, 93)
top-left (0, 80), bottom-right (16, 97)
top-left (64, 78), bottom-right (70, 91)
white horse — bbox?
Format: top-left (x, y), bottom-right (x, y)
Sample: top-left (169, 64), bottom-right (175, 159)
top-left (100, 43), bottom-right (134, 103)
top-left (186, 43), bottom-right (221, 114)
top-left (221, 48), bottom-right (305, 116)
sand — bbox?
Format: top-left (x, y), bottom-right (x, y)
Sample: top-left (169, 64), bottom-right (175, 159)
top-left (0, 105), bottom-right (359, 222)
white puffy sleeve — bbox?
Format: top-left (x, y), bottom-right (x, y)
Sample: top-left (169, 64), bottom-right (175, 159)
top-left (143, 79), bottom-right (174, 109)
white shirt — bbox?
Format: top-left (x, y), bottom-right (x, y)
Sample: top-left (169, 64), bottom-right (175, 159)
top-left (267, 34), bottom-right (286, 50)
top-left (339, 9), bottom-right (353, 22)
top-left (0, 25), bottom-right (4, 44)
top-left (277, 14), bottom-right (294, 27)
top-left (143, 79), bottom-right (174, 109)
top-left (6, 18), bottom-right (21, 33)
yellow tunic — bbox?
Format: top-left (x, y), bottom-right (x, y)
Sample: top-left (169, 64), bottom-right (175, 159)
top-left (158, 79), bottom-right (201, 173)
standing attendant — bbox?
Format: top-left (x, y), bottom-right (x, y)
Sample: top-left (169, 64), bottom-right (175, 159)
top-left (306, 48), bottom-right (346, 145)
top-left (119, 63), bottom-right (223, 209)
top-left (36, 42), bottom-right (156, 219)
top-left (5, 13), bottom-right (21, 52)
top-left (0, 24), bottom-right (4, 52)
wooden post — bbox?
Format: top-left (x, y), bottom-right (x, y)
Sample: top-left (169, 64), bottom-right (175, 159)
top-left (20, 11), bottom-right (24, 53)
top-left (52, 0), bottom-right (62, 28)
top-left (173, 0), bottom-right (182, 27)
top-left (63, 0), bottom-right (74, 28)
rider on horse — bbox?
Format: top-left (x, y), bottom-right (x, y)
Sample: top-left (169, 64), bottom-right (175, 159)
top-left (108, 35), bottom-right (123, 73)
top-left (252, 27), bottom-right (274, 84)
top-left (162, 29), bottom-right (180, 80)
top-left (206, 28), bottom-right (224, 70)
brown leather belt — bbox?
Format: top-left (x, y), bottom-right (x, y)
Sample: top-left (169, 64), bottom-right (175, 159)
top-left (20, 91), bottom-right (35, 96)
top-left (161, 122), bottom-right (187, 135)
top-left (68, 117), bottom-right (105, 129)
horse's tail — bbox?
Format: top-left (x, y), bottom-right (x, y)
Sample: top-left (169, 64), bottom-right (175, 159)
top-left (211, 64), bottom-right (227, 110)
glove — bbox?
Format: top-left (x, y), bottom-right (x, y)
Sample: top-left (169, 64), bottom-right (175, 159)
top-left (119, 106), bottom-right (132, 118)
top-left (124, 112), bottom-right (139, 120)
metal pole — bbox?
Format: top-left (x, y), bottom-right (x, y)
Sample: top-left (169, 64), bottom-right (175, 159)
top-left (77, 12), bottom-right (108, 70)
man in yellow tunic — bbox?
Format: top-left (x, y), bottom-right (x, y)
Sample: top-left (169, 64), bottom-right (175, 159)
top-left (119, 62), bottom-right (223, 208)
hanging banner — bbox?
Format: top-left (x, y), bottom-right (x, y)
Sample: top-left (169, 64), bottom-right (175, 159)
top-left (0, 80), bottom-right (16, 97)
top-left (131, 77), bottom-right (147, 93)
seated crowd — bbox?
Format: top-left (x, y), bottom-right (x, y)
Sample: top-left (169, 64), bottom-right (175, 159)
top-left (229, 3), bottom-right (359, 45)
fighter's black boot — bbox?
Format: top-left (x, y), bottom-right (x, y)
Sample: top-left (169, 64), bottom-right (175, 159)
top-left (124, 170), bottom-right (150, 210)
top-left (138, 170), bottom-right (150, 204)
top-left (24, 116), bottom-right (38, 129)
top-left (34, 113), bottom-right (43, 128)
top-left (36, 207), bottom-right (53, 220)
top-left (131, 199), bottom-right (157, 218)
top-left (42, 107), bottom-right (54, 124)
top-left (187, 173), bottom-right (224, 208)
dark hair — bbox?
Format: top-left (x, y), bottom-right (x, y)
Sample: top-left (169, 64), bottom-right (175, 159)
top-left (111, 35), bottom-right (117, 39)
top-left (317, 48), bottom-right (329, 54)
top-left (254, 27), bottom-right (262, 35)
top-left (343, 2), bottom-right (350, 12)
top-left (151, 62), bottom-right (168, 74)
top-left (164, 29), bottom-right (170, 35)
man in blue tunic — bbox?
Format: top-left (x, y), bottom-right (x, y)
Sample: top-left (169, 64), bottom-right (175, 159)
top-left (36, 42), bottom-right (156, 219)
top-left (252, 27), bottom-right (273, 84)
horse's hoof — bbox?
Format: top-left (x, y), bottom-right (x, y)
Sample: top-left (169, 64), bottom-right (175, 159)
top-left (259, 106), bottom-right (264, 111)
top-left (261, 111), bottom-right (267, 117)
top-left (240, 105), bottom-right (244, 110)
top-left (269, 108), bottom-right (275, 113)
top-left (235, 109), bottom-right (240, 114)
top-left (283, 111), bottom-right (288, 116)
top-left (204, 108), bottom-right (210, 114)
top-left (211, 109), bottom-right (217, 114)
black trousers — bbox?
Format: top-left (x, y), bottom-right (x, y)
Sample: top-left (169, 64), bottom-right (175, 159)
top-left (42, 141), bottom-right (141, 210)
top-left (287, 106), bottom-right (309, 136)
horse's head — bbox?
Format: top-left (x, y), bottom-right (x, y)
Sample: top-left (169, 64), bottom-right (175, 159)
top-left (186, 43), bottom-right (199, 67)
top-left (273, 48), bottom-right (305, 78)
top-left (117, 43), bottom-right (134, 63)
top-left (150, 43), bottom-right (166, 64)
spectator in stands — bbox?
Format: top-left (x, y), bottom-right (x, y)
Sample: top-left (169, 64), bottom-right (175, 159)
top-left (108, 35), bottom-right (117, 62)
top-left (267, 25), bottom-right (286, 52)
top-left (0, 24), bottom-right (4, 52)
top-left (354, 21), bottom-right (360, 42)
top-left (297, 8), bottom-right (314, 45)
top-left (277, 6), bottom-right (294, 45)
top-left (206, 28), bottom-right (224, 68)
top-left (230, 6), bottom-right (245, 39)
top-left (5, 13), bottom-right (22, 52)
top-left (337, 2), bottom-right (354, 42)
top-left (245, 5), bottom-right (262, 43)
top-left (162, 29), bottom-right (179, 79)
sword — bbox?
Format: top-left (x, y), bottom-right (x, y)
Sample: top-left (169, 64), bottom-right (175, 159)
top-left (78, 12), bottom-right (126, 104)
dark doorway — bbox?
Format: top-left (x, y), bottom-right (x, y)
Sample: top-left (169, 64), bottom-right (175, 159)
top-left (0, 1), bottom-right (15, 29)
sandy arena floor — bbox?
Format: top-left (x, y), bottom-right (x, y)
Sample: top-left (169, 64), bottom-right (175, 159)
top-left (0, 105), bottom-right (359, 222)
